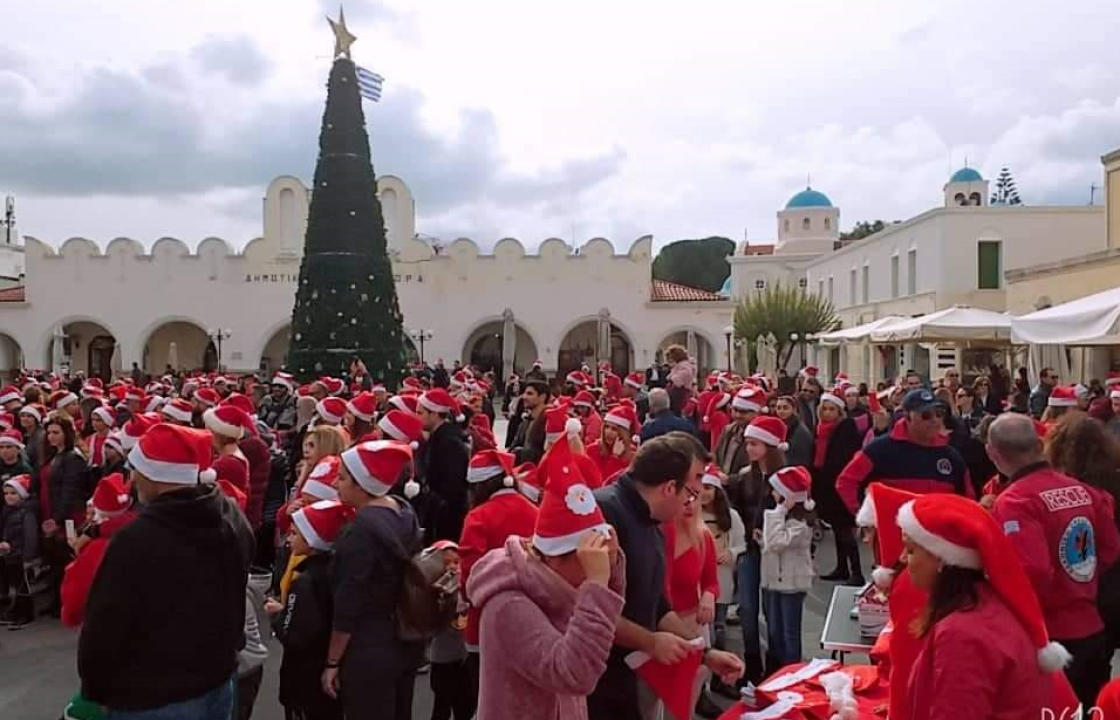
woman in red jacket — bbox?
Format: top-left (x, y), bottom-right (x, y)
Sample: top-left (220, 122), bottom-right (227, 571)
top-left (585, 403), bottom-right (639, 483)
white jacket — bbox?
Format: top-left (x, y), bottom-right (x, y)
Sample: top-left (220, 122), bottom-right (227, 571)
top-left (760, 506), bottom-right (814, 593)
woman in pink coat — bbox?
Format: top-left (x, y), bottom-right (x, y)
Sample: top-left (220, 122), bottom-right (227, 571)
top-left (898, 494), bottom-right (1078, 720)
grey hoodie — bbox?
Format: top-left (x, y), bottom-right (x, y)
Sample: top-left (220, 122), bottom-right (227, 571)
top-left (239, 570), bottom-right (272, 676)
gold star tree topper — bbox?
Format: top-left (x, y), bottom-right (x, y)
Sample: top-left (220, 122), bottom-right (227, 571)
top-left (327, 6), bottom-right (357, 59)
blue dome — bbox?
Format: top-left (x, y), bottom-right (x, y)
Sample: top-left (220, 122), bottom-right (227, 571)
top-left (719, 276), bottom-right (731, 296)
top-left (785, 187), bottom-right (832, 209)
top-left (949, 167), bottom-right (983, 183)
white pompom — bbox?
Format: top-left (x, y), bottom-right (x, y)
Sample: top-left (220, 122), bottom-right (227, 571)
top-left (198, 468), bottom-right (217, 484)
top-left (871, 566), bottom-right (895, 591)
top-left (703, 415), bottom-right (710, 423)
top-left (565, 417), bottom-right (582, 437)
top-left (778, 442), bottom-right (789, 451)
top-left (632, 434), bottom-right (641, 445)
top-left (503, 475), bottom-right (515, 488)
top-left (403, 479), bottom-right (420, 499)
top-left (803, 497), bottom-right (815, 511)
top-left (410, 440), bottom-right (419, 450)
top-left (455, 413), bottom-right (465, 423)
top-left (1037, 641), bottom-right (1072, 672)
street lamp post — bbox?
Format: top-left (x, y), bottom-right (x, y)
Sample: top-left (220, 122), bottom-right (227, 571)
top-left (207, 328), bottom-right (232, 372)
top-left (410, 329), bottom-right (434, 364)
top-left (723, 325), bottom-right (734, 372)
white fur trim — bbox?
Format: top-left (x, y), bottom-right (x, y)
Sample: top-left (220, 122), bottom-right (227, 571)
top-left (466, 465), bottom-right (503, 484)
top-left (292, 509), bottom-right (332, 551)
top-left (871, 566), bottom-right (895, 591)
top-left (404, 479), bottom-right (420, 499)
top-left (56, 393), bottom-right (78, 409)
top-left (418, 394), bottom-right (451, 414)
top-left (1111, 390), bottom-right (1120, 400)
top-left (573, 398), bottom-right (593, 409)
top-left (1047, 397), bottom-right (1076, 407)
top-left (855, 493), bottom-right (876, 528)
top-left (603, 413), bottom-right (631, 431)
top-left (519, 483), bottom-right (541, 503)
top-left (19, 406), bottom-right (40, 422)
top-left (198, 468), bottom-right (217, 484)
top-left (896, 501), bottom-right (982, 570)
top-left (162, 404), bottom-right (192, 424)
top-left (302, 478), bottom-right (339, 501)
top-left (701, 471), bottom-right (723, 487)
top-left (346, 400), bottom-right (374, 422)
top-left (3, 478), bottom-right (28, 499)
top-left (340, 448), bottom-right (392, 497)
top-left (532, 523), bottom-right (612, 556)
top-left (377, 415), bottom-right (409, 443)
top-left (203, 408), bottom-right (244, 439)
top-left (92, 406), bottom-right (115, 427)
top-left (0, 435), bottom-right (24, 449)
top-left (744, 424), bottom-right (783, 448)
top-left (564, 417), bottom-right (582, 437)
top-left (1037, 641), bottom-right (1072, 672)
top-left (768, 472), bottom-right (810, 507)
top-left (731, 396), bottom-right (762, 412)
top-left (623, 377), bottom-right (643, 389)
top-left (127, 444), bottom-right (200, 485)
top-left (820, 393), bottom-right (845, 410)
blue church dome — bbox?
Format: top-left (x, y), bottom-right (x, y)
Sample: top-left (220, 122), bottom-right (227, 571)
top-left (719, 275), bottom-right (731, 296)
top-left (785, 187), bottom-right (832, 209)
top-left (949, 167), bottom-right (983, 183)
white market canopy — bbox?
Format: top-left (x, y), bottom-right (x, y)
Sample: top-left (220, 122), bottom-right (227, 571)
top-left (815, 316), bottom-right (907, 345)
top-left (1011, 286), bottom-right (1120, 346)
top-left (869, 306), bottom-right (1011, 344)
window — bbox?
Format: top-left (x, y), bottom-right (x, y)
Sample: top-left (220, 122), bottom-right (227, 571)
top-left (798, 277), bottom-right (808, 288)
top-left (861, 264), bottom-right (870, 303)
top-left (828, 276), bottom-right (834, 303)
top-left (824, 217), bottom-right (831, 230)
top-left (783, 219), bottom-right (790, 232)
top-left (907, 249), bottom-right (917, 295)
top-left (754, 279), bottom-right (766, 291)
top-left (849, 269), bottom-right (857, 305)
top-left (802, 217), bottom-right (811, 230)
top-left (954, 193), bottom-right (966, 206)
top-left (978, 241), bottom-right (1001, 289)
top-left (890, 255), bottom-right (899, 298)
top-left (969, 192), bottom-right (982, 206)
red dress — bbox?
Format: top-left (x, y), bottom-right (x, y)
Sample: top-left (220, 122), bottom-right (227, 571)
top-left (584, 441), bottom-right (631, 482)
top-left (662, 521), bottom-right (720, 615)
top-left (211, 451), bottom-right (250, 494)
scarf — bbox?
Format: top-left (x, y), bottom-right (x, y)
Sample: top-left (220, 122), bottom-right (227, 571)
top-left (814, 419), bottom-right (839, 469)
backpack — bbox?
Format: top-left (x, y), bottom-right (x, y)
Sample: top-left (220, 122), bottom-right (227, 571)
top-left (395, 544), bottom-right (461, 641)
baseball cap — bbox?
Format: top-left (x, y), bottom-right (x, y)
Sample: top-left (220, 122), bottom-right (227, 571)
top-left (901, 388), bottom-right (938, 414)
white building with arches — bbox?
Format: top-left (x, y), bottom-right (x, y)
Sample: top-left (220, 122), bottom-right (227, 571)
top-left (0, 175), bottom-right (734, 382)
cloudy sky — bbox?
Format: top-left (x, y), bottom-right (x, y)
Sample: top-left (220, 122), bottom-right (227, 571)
top-left (3, 0), bottom-right (1119, 251)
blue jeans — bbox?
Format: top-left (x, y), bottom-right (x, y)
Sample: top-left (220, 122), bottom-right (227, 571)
top-left (737, 553), bottom-right (761, 659)
top-left (762, 589), bottom-right (806, 667)
top-left (106, 677), bottom-right (235, 720)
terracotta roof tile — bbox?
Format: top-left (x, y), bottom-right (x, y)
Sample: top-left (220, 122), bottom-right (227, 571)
top-left (0, 286), bottom-right (25, 302)
top-left (651, 279), bottom-right (725, 302)
top-left (743, 244), bottom-right (774, 256)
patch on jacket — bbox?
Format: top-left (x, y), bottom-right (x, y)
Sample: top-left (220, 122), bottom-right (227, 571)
top-left (1039, 486), bottom-right (1092, 513)
top-left (1058, 516), bottom-right (1096, 583)
top-left (935, 459), bottom-right (952, 476)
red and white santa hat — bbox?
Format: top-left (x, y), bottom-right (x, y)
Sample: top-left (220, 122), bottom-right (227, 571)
top-left (732, 386), bottom-right (767, 413)
top-left (0, 385), bottom-right (22, 405)
top-left (624, 372), bottom-right (645, 390)
top-left (799, 366), bottom-right (820, 379)
top-left (194, 387), bottom-right (221, 408)
top-left (1105, 371), bottom-right (1120, 388)
top-left (341, 440), bottom-right (413, 497)
top-left (19, 404), bottom-right (43, 423)
top-left (91, 405), bottom-right (116, 428)
top-left (701, 463), bottom-right (726, 488)
top-left (316, 397), bottom-right (348, 425)
top-left (744, 415), bottom-right (788, 450)
top-left (372, 384), bottom-right (387, 395)
top-left (418, 388), bottom-right (461, 419)
top-left (271, 372), bottom-right (295, 391)
top-left (819, 391), bottom-right (846, 410)
top-left (91, 472), bottom-right (132, 518)
top-left (834, 372), bottom-right (849, 384)
top-left (401, 376), bottom-right (423, 392)
top-left (768, 465), bottom-right (814, 510)
top-left (81, 384), bottom-right (105, 400)
top-left (467, 449), bottom-right (516, 486)
top-left (161, 398), bottom-right (194, 424)
top-left (0, 411), bottom-right (12, 430)
top-left (572, 390), bottom-right (597, 409)
top-left (203, 405), bottom-right (250, 440)
top-left (545, 403), bottom-right (582, 445)
top-left (531, 433), bottom-right (611, 556)
top-left (702, 392), bottom-right (731, 423)
top-left (377, 409), bottom-right (423, 449)
top-left (0, 429), bottom-right (24, 449)
top-left (3, 473), bottom-right (31, 499)
top-left (128, 423), bottom-right (214, 485)
top-left (292, 499), bottom-right (355, 551)
top-left (301, 455), bottom-right (341, 501)
top-left (388, 394), bottom-right (419, 415)
top-left (104, 432), bottom-right (124, 458)
top-left (513, 462), bottom-right (542, 503)
top-left (1111, 389), bottom-right (1120, 401)
top-left (319, 376), bottom-right (345, 396)
top-left (1047, 385), bottom-right (1079, 407)
top-left (603, 403), bottom-right (640, 440)
top-left (119, 412), bottom-right (159, 450)
top-left (347, 391), bottom-right (378, 423)
top-left (142, 396), bottom-right (166, 414)
top-left (565, 370), bottom-right (589, 388)
top-left (855, 482), bottom-right (920, 591)
top-left (124, 386), bottom-right (145, 404)
top-left (897, 493), bottom-right (1072, 672)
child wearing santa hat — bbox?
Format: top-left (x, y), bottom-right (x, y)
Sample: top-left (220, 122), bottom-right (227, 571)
top-left (0, 429), bottom-right (31, 484)
top-left (0, 474), bottom-right (39, 628)
top-left (424, 540), bottom-right (473, 720)
top-left (760, 466), bottom-right (816, 667)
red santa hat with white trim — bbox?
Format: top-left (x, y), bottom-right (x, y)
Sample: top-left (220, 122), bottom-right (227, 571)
top-left (341, 440), bottom-right (413, 497)
top-left (565, 370), bottom-right (590, 388)
top-left (103, 432), bottom-right (124, 458)
top-left (768, 465), bottom-right (814, 510)
top-left (347, 392), bottom-right (377, 423)
top-left (319, 376), bottom-right (345, 396)
top-left (623, 372), bottom-right (644, 390)
top-left (0, 385), bottom-right (22, 405)
top-left (194, 387), bottom-right (220, 408)
top-left (744, 415), bottom-right (788, 451)
top-left (572, 390), bottom-right (596, 409)
top-left (119, 413), bottom-right (159, 450)
top-left (897, 493), bottom-right (1072, 672)
top-left (91, 404), bottom-right (116, 428)
top-left (467, 449), bottom-right (516, 487)
top-left (203, 405), bottom-right (250, 440)
top-left (531, 432), bottom-right (611, 556)
top-left (418, 388), bottom-right (464, 422)
top-left (1106, 371), bottom-right (1120, 388)
top-left (128, 423), bottom-right (214, 485)
top-left (91, 472), bottom-right (132, 519)
top-left (388, 393), bottom-right (419, 415)
top-left (0, 412), bottom-right (12, 430)
top-left (3, 473), bottom-right (31, 499)
top-left (732, 386), bottom-right (767, 413)
top-left (514, 462), bottom-right (542, 504)
top-left (0, 428), bottom-right (24, 449)
top-left (51, 390), bottom-right (79, 410)
top-left (545, 403), bottom-right (582, 445)
top-left (855, 481), bottom-right (920, 591)
top-left (701, 463), bottom-right (726, 487)
top-left (819, 390), bottom-right (846, 410)
top-left (1047, 385), bottom-right (1078, 407)
top-left (603, 402), bottom-right (640, 442)
top-left (142, 396), bottom-right (166, 414)
top-left (161, 398), bottom-right (194, 425)
top-left (81, 384), bottom-right (105, 400)
top-left (701, 391), bottom-right (730, 423)
top-left (271, 372), bottom-right (295, 391)
top-left (292, 499), bottom-right (355, 551)
top-left (377, 409), bottom-right (423, 449)
top-left (301, 455), bottom-right (341, 501)
top-left (315, 397), bottom-right (347, 426)
top-left (19, 404), bottom-right (43, 424)
top-left (124, 386), bottom-right (145, 404)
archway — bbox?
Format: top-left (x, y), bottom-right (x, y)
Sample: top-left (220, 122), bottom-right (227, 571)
top-left (0, 334), bottom-right (22, 381)
top-left (260, 324), bottom-right (291, 374)
top-left (50, 321), bottom-right (117, 382)
top-left (142, 321), bottom-right (210, 374)
top-left (657, 329), bottom-right (717, 376)
top-left (462, 321), bottom-right (539, 377)
top-left (558, 319), bottom-right (631, 377)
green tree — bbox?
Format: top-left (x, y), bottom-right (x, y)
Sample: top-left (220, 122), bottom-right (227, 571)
top-left (287, 56), bottom-right (407, 385)
top-left (990, 167), bottom-right (1022, 205)
top-left (840, 220), bottom-right (887, 242)
top-left (733, 284), bottom-right (839, 369)
top-left (651, 236), bottom-right (735, 292)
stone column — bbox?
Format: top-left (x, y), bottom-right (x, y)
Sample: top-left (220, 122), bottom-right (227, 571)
top-left (501, 308), bottom-right (516, 380)
top-left (597, 308), bottom-right (611, 375)
top-left (686, 330), bottom-right (698, 370)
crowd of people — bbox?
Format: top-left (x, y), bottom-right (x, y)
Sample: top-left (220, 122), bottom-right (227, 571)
top-left (0, 348), bottom-right (1119, 719)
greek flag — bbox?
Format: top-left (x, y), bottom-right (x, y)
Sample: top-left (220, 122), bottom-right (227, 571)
top-left (355, 66), bottom-right (384, 102)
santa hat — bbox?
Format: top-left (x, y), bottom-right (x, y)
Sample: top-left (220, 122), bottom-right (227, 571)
top-left (292, 499), bottom-right (355, 551)
top-left (142, 396), bottom-right (166, 413)
top-left (515, 462), bottom-right (542, 503)
top-left (565, 370), bottom-right (589, 388)
top-left (855, 482), bottom-right (919, 591)
top-left (732, 386), bottom-right (767, 413)
top-left (1047, 385), bottom-right (1078, 407)
top-left (271, 372), bottom-right (295, 391)
top-left (819, 392), bottom-right (846, 410)
top-left (603, 403), bottom-right (640, 441)
top-left (388, 394), bottom-right (419, 415)
top-left (897, 493), bottom-right (1071, 672)
top-left (221, 392), bottom-right (255, 416)
top-left (531, 433), bottom-right (611, 556)
top-left (0, 412), bottom-right (12, 430)
top-left (194, 387), bottom-right (220, 408)
top-left (545, 404), bottom-right (582, 445)
top-left (119, 413), bottom-right (159, 450)
top-left (202, 405), bottom-right (249, 440)
top-left (603, 373), bottom-right (622, 397)
top-left (702, 392), bottom-right (731, 423)
top-left (1105, 371), bottom-right (1120, 388)
top-left (0, 385), bottom-right (22, 405)
top-left (701, 463), bottom-right (726, 487)
top-left (19, 404), bottom-right (43, 423)
top-left (834, 372), bottom-right (849, 384)
top-left (624, 637), bottom-right (707, 720)
top-left (1111, 389), bottom-right (1120, 401)
top-left (128, 423), bottom-right (214, 485)
top-left (301, 456), bottom-right (341, 501)
top-left (91, 405), bottom-right (116, 428)
top-left (103, 432), bottom-right (124, 458)
top-left (340, 440), bottom-right (413, 497)
top-left (768, 466), bottom-right (815, 511)
top-left (3, 473), bottom-right (31, 499)
top-left (750, 373), bottom-right (772, 393)
top-left (419, 388), bottom-right (463, 421)
top-left (572, 390), bottom-right (596, 409)
top-left (50, 391), bottom-right (78, 410)
top-left (467, 449), bottom-right (517, 487)
top-left (316, 397), bottom-right (347, 425)
top-left (744, 415), bottom-right (788, 450)
top-left (377, 409), bottom-right (423, 449)
top-left (624, 372), bottom-right (644, 390)
top-left (319, 376), bottom-right (345, 396)
top-left (372, 384), bottom-right (387, 395)
top-left (0, 428), bottom-right (24, 449)
top-left (401, 376), bottom-right (423, 392)
top-left (81, 384), bottom-right (105, 400)
top-left (124, 387), bottom-right (145, 404)
top-left (799, 366), bottom-right (820, 379)
top-left (161, 398), bottom-right (194, 424)
top-left (347, 392), bottom-right (377, 423)
top-left (532, 359), bottom-right (543, 369)
top-left (91, 472), bottom-right (132, 518)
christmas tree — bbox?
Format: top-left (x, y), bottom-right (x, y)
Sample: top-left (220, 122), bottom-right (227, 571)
top-left (287, 10), bottom-right (406, 385)
top-left (990, 166), bottom-right (1023, 205)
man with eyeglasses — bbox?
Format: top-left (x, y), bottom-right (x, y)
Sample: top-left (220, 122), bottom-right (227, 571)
top-left (836, 388), bottom-right (972, 516)
top-left (796, 377), bottom-right (822, 432)
top-left (1029, 367), bottom-right (1058, 419)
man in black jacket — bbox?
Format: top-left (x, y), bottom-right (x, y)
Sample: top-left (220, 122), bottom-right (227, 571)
top-left (417, 389), bottom-right (469, 542)
top-left (79, 423), bottom-right (254, 716)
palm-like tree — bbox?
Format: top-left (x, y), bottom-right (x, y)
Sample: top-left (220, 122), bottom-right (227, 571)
top-left (733, 284), bottom-right (839, 369)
